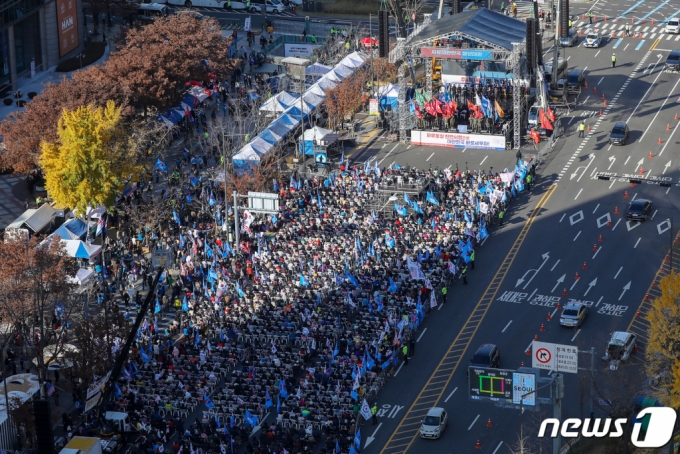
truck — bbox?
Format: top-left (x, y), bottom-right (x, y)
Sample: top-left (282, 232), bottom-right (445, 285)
top-left (59, 436), bottom-right (103, 454)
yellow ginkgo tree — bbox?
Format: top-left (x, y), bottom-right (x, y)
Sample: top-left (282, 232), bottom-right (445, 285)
top-left (645, 271), bottom-right (680, 408)
top-left (40, 101), bottom-right (142, 213)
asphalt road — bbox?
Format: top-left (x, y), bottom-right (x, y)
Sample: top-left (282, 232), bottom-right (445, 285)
top-left (333, 1), bottom-right (680, 453)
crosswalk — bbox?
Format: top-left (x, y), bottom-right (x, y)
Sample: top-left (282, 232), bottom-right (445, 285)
top-left (574, 20), bottom-right (680, 41)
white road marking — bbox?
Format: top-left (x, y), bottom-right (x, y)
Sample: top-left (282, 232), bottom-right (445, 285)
top-left (426, 152), bottom-right (435, 161)
top-left (393, 362), bottom-right (405, 376)
top-left (480, 156), bottom-right (488, 166)
top-left (571, 329), bottom-right (582, 342)
top-left (570, 278), bottom-right (580, 291)
top-left (625, 156), bottom-right (630, 165)
top-left (468, 415), bottom-right (480, 431)
top-left (444, 387), bottom-right (458, 403)
top-left (378, 144), bottom-right (399, 165)
top-left (598, 76), bottom-right (604, 84)
top-left (634, 237), bottom-right (641, 248)
top-left (593, 247), bottom-right (602, 258)
top-left (593, 204), bottom-right (600, 213)
top-left (609, 179), bottom-right (616, 189)
top-left (612, 219), bottom-right (621, 231)
top-left (574, 231), bottom-right (581, 241)
top-left (631, 193), bottom-right (638, 202)
top-left (417, 328), bottom-right (427, 342)
top-left (614, 266), bottom-right (623, 279)
top-left (492, 442), bottom-right (505, 454)
top-left (551, 259), bottom-right (561, 271)
top-left (651, 209), bottom-right (658, 220)
top-left (560, 213), bottom-right (566, 222)
top-left (575, 188), bottom-right (583, 200)
top-left (502, 321), bottom-right (513, 333)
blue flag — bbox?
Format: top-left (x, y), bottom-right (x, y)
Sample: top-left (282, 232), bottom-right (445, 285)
top-left (277, 394), bottom-right (281, 413)
top-left (155, 159), bottom-right (167, 172)
top-left (300, 275), bottom-right (310, 287)
top-left (279, 379), bottom-right (288, 399)
top-left (173, 210), bottom-right (181, 226)
top-left (336, 441), bottom-right (341, 454)
top-left (265, 390), bottom-right (273, 409)
top-left (204, 394), bottom-right (214, 408)
top-left (140, 347), bottom-right (150, 363)
top-left (354, 429), bottom-right (361, 450)
top-left (114, 383), bottom-right (122, 398)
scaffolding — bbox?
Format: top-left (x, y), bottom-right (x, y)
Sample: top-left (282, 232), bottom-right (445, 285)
top-left (364, 177), bottom-right (433, 214)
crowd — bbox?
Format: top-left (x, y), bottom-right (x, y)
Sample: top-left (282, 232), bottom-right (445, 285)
top-left (75, 151), bottom-right (537, 454)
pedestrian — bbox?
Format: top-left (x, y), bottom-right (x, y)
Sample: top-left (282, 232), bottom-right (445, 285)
top-left (526, 173), bottom-right (533, 191)
top-left (441, 285), bottom-right (447, 302)
top-left (469, 250), bottom-right (475, 270)
top-left (589, 11), bottom-right (593, 24)
top-left (498, 210), bottom-right (505, 226)
top-left (402, 344), bottom-right (409, 364)
top-left (371, 403), bottom-right (378, 425)
top-left (625, 24), bottom-right (630, 36)
top-left (578, 120), bottom-right (586, 138)
top-left (611, 53), bottom-right (616, 68)
top-left (515, 149), bottom-right (522, 165)
top-left (409, 336), bottom-right (416, 356)
top-left (461, 266), bottom-right (468, 284)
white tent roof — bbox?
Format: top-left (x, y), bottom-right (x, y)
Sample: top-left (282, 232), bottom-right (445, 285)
top-left (68, 268), bottom-right (95, 286)
top-left (259, 96), bottom-right (287, 113)
top-left (377, 83), bottom-right (400, 98)
top-left (7, 204), bottom-right (57, 233)
top-left (0, 374), bottom-right (40, 426)
top-left (306, 63), bottom-right (332, 75)
top-left (303, 125), bottom-right (333, 142)
top-left (63, 240), bottom-right (102, 260)
top-left (340, 52), bottom-right (366, 68)
top-left (323, 71), bottom-right (343, 83)
top-left (277, 91), bottom-right (300, 108)
top-left (333, 64), bottom-right (354, 78)
top-left (302, 91), bottom-right (325, 108)
top-left (308, 84), bottom-right (327, 97)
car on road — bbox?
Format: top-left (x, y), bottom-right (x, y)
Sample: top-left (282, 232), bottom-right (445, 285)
top-left (559, 302), bottom-right (589, 327)
top-left (603, 331), bottom-right (637, 370)
top-left (627, 199), bottom-right (653, 221)
top-left (584, 29), bottom-right (601, 48)
top-left (608, 121), bottom-right (629, 145)
top-left (560, 29), bottom-right (578, 47)
top-left (469, 344), bottom-right (500, 368)
top-left (420, 407), bottom-right (448, 439)
top-left (167, 0), bottom-right (259, 12)
top-left (666, 19), bottom-right (680, 34)
top-left (665, 50), bottom-right (680, 72)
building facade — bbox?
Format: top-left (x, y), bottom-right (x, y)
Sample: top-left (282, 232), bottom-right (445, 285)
top-left (0, 0), bottom-right (83, 93)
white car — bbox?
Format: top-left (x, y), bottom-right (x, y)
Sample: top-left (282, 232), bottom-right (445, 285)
top-left (602, 331), bottom-right (637, 370)
top-left (584, 31), bottom-right (601, 48)
top-left (420, 407), bottom-right (448, 439)
top-left (167, 0), bottom-right (260, 12)
top-left (666, 19), bottom-right (680, 34)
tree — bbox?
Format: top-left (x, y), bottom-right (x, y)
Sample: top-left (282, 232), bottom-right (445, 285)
top-left (372, 57), bottom-right (398, 83)
top-left (40, 101), bottom-right (142, 213)
top-left (645, 271), bottom-right (680, 408)
top-left (323, 70), bottom-right (367, 130)
top-left (0, 236), bottom-right (79, 395)
top-left (109, 14), bottom-right (238, 115)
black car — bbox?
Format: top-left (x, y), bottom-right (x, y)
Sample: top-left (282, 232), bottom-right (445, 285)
top-left (628, 199), bottom-right (653, 221)
top-left (665, 50), bottom-right (680, 72)
top-left (470, 344), bottom-right (500, 368)
top-left (609, 122), bottom-right (629, 145)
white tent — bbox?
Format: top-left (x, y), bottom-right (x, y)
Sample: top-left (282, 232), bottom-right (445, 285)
top-left (277, 92), bottom-right (300, 108)
top-left (259, 96), bottom-right (287, 113)
top-left (308, 84), bottom-right (327, 97)
top-left (302, 91), bottom-right (325, 108)
top-left (306, 63), bottom-right (332, 76)
top-left (323, 71), bottom-right (344, 84)
top-left (63, 240), bottom-right (102, 260)
top-left (333, 64), bottom-right (354, 78)
top-left (377, 83), bottom-right (400, 98)
top-left (68, 268), bottom-right (95, 286)
top-left (303, 126), bottom-right (334, 142)
top-left (340, 52), bottom-right (366, 68)
top-left (7, 204), bottom-right (57, 234)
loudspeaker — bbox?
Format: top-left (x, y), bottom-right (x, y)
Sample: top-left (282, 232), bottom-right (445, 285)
top-left (560, 0), bottom-right (569, 38)
top-left (533, 0), bottom-right (539, 22)
top-left (378, 10), bottom-right (389, 58)
top-left (525, 19), bottom-right (535, 75)
top-left (452, 0), bottom-right (461, 14)
top-left (33, 400), bottom-right (55, 454)
top-left (536, 31), bottom-right (543, 66)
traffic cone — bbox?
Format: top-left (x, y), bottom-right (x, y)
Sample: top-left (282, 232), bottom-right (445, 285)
top-left (581, 14), bottom-right (584, 20)
top-left (605, 16), bottom-right (608, 21)
top-left (658, 137), bottom-right (663, 144)
top-left (645, 293), bottom-right (650, 301)
top-left (649, 150), bottom-right (653, 158)
top-left (652, 19), bottom-right (655, 25)
top-left (594, 15), bottom-right (597, 21)
top-left (575, 271), bottom-right (579, 280)
top-left (599, 109), bottom-right (602, 116)
top-left (540, 324), bottom-right (545, 332)
top-left (534, 334), bottom-right (539, 341)
top-left (631, 17), bottom-right (634, 23)
top-left (636, 309), bottom-right (641, 317)
top-left (526, 349), bottom-right (531, 356)
top-left (634, 345), bottom-right (639, 353)
top-left (607, 220), bottom-right (612, 227)
top-left (563, 288), bottom-right (567, 296)
top-left (521, 362), bottom-right (524, 367)
top-left (547, 312), bottom-right (552, 321)
top-left (624, 191), bottom-right (629, 198)
top-left (652, 280), bottom-right (657, 287)
top-left (584, 80), bottom-right (589, 88)
top-left (557, 301), bottom-right (562, 309)
top-left (487, 419), bottom-right (493, 428)
top-left (611, 31), bottom-right (615, 38)
top-left (615, 17), bottom-right (618, 22)
top-left (599, 234), bottom-right (603, 242)
top-left (639, 167), bottom-right (644, 175)
top-left (631, 182), bottom-right (636, 187)
top-left (615, 206), bottom-right (619, 214)
top-left (594, 86), bottom-right (597, 93)
top-left (641, 19), bottom-right (644, 24)
top-left (675, 113), bottom-right (678, 121)
top-left (593, 243), bottom-right (598, 251)
top-left (579, 29), bottom-right (583, 35)
top-left (667, 123), bottom-right (671, 131)
top-left (602, 93), bottom-right (605, 100)
top-left (604, 99), bottom-right (608, 107)
top-left (587, 124), bottom-right (591, 132)
top-left (667, 255), bottom-right (670, 263)
top-left (583, 261), bottom-right (588, 269)
top-left (476, 440), bottom-right (482, 450)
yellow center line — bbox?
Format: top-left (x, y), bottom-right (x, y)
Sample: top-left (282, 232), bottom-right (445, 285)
top-left (649, 38), bottom-right (661, 52)
top-left (379, 184), bottom-right (558, 454)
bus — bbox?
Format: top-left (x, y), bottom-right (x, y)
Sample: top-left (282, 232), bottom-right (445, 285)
top-left (136, 3), bottom-right (169, 22)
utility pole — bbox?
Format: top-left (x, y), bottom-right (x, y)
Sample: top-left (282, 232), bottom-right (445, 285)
top-left (552, 0), bottom-right (559, 88)
top-left (553, 373), bottom-right (564, 454)
top-left (578, 348), bottom-right (596, 419)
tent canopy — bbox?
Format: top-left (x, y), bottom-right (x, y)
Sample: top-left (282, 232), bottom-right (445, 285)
top-left (377, 83), bottom-right (400, 98)
top-left (7, 204), bottom-right (57, 233)
top-left (340, 52), bottom-right (366, 68)
top-left (414, 8), bottom-right (525, 50)
top-left (302, 91), bottom-right (325, 108)
top-left (260, 96), bottom-right (287, 113)
top-left (303, 125), bottom-right (333, 142)
top-left (333, 64), bottom-right (354, 78)
top-left (306, 63), bottom-right (332, 76)
top-left (52, 218), bottom-right (88, 240)
top-left (63, 240), bottom-right (102, 260)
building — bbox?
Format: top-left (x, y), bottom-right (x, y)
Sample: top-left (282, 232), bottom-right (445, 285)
top-left (0, 0), bottom-right (84, 93)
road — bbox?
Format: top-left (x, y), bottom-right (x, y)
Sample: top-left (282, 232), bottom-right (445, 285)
top-left (339, 1), bottom-right (680, 453)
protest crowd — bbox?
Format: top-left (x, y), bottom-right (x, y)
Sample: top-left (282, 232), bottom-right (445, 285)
top-left (82, 152), bottom-right (536, 454)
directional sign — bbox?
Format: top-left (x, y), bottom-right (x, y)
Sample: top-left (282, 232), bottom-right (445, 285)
top-left (531, 341), bottom-right (578, 374)
top-left (512, 372), bottom-right (537, 406)
top-left (468, 367), bottom-right (514, 404)
top-left (151, 249), bottom-right (173, 268)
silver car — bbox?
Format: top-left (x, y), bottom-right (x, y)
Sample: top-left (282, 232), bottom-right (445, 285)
top-left (420, 407), bottom-right (448, 439)
top-left (559, 302), bottom-right (588, 327)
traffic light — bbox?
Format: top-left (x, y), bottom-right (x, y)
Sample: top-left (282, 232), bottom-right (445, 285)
top-left (378, 10), bottom-right (389, 58)
top-left (560, 0), bottom-right (570, 39)
top-left (525, 18), bottom-right (536, 75)
top-left (452, 0), bottom-right (461, 14)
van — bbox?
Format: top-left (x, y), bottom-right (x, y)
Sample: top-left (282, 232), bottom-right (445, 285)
top-left (251, 0), bottom-right (284, 13)
top-left (666, 18), bottom-right (680, 34)
top-left (566, 69), bottom-right (585, 92)
top-left (136, 3), bottom-right (168, 22)
top-left (544, 58), bottom-right (568, 84)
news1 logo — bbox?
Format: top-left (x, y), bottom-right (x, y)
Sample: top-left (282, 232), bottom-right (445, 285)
top-left (538, 407), bottom-right (677, 448)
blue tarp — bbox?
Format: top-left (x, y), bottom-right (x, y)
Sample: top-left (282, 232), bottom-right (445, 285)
top-left (53, 218), bottom-right (88, 240)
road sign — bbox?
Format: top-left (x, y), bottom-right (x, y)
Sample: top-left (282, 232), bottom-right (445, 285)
top-left (512, 372), bottom-right (536, 406)
top-left (531, 341), bottom-right (578, 373)
top-left (469, 367), bottom-right (514, 403)
top-left (247, 191), bottom-right (279, 213)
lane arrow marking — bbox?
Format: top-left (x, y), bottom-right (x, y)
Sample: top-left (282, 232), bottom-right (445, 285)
top-left (663, 160), bottom-right (671, 174)
top-left (634, 158), bottom-right (644, 173)
top-left (618, 281), bottom-right (631, 301)
top-left (365, 423), bottom-right (383, 448)
top-left (584, 278), bottom-right (598, 296)
top-left (608, 156), bottom-right (616, 170)
top-left (551, 274), bottom-right (566, 293)
top-left (517, 252), bottom-right (550, 289)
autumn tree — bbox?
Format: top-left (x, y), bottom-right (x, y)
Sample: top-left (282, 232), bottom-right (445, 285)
top-left (40, 101), bottom-right (142, 213)
top-left (0, 236), bottom-right (79, 394)
top-left (372, 57), bottom-right (398, 83)
top-left (324, 70), bottom-right (367, 129)
top-left (645, 271), bottom-right (680, 408)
